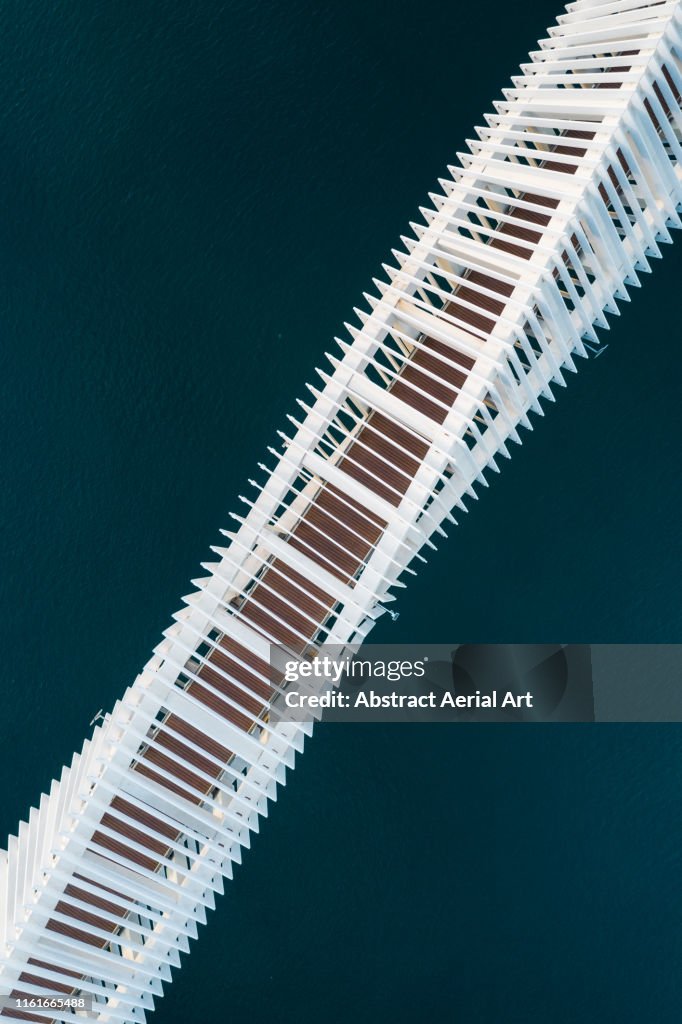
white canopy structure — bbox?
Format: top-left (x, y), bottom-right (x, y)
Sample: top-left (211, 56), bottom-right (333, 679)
top-left (2, 1), bottom-right (681, 1020)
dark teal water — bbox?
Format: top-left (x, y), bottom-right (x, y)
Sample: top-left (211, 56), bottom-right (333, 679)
top-left (1, 2), bottom-right (681, 1021)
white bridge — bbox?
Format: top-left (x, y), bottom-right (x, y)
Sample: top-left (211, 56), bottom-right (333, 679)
top-left (2, 1), bottom-right (682, 1019)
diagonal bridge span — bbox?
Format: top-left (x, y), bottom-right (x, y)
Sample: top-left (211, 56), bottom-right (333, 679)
top-left (1, 1), bottom-right (682, 1020)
